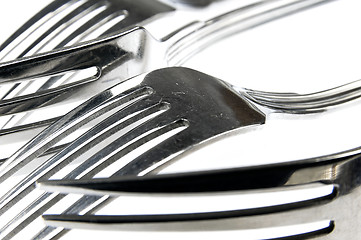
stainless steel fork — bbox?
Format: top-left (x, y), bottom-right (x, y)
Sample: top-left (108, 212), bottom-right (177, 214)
top-left (1, 66), bottom-right (361, 239)
top-left (0, 0), bottom-right (218, 109)
top-left (0, 0), bottom-right (217, 108)
top-left (39, 146), bottom-right (361, 239)
top-left (0, 0), bottom-right (176, 161)
top-left (0, 0), bottom-right (333, 160)
top-left (0, 0), bottom-right (356, 239)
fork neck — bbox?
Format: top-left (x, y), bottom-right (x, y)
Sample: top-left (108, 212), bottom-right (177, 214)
top-left (162, 0), bottom-right (333, 66)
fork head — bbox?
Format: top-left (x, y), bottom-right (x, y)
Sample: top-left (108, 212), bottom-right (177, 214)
top-left (0, 0), bottom-right (335, 161)
top-left (0, 26), bottom-right (154, 160)
top-left (0, 66), bottom-right (265, 180)
top-left (0, 0), bottom-right (175, 159)
top-left (0, 0), bottom-right (174, 103)
top-left (29, 67), bottom-right (361, 239)
top-left (0, 67), bottom-right (265, 239)
top-left (39, 146), bottom-right (361, 240)
top-left (0, 0), bottom-right (174, 61)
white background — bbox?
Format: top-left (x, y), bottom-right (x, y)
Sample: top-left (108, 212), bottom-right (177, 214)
top-left (0, 0), bottom-right (361, 239)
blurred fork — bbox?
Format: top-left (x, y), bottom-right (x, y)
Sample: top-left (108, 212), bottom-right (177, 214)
top-left (0, 66), bottom-right (265, 239)
top-left (0, 0), bottom-right (219, 138)
top-left (0, 0), bottom-right (219, 107)
top-left (0, 0), bottom-right (176, 160)
top-left (0, 0), bottom-right (174, 62)
top-left (38, 146), bottom-right (361, 239)
top-left (0, 0), bottom-right (333, 160)
top-left (1, 66), bottom-right (361, 239)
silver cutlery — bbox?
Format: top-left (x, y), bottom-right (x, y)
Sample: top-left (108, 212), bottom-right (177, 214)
top-left (1, 0), bottom-right (357, 239)
top-left (1, 65), bottom-right (361, 239)
top-left (39, 145), bottom-right (361, 239)
top-left (0, 0), bottom-right (332, 160)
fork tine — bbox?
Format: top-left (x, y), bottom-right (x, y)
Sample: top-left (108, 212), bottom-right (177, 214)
top-left (0, 106), bottom-right (186, 238)
top-left (0, 34), bottom-right (119, 84)
top-left (15, 0), bottom-right (102, 58)
top-left (0, 117), bottom-right (59, 136)
top-left (99, 0), bottom-right (178, 37)
top-left (0, 143), bottom-right (69, 168)
top-left (34, 163), bottom-right (332, 195)
top-left (0, 81), bottom-right (149, 181)
top-left (39, 177), bottom-right (360, 239)
top-left (41, 208), bottom-right (335, 233)
top-left (33, 195), bottom-right (110, 240)
top-left (0, 91), bottom-right (164, 238)
top-left (0, 0), bottom-right (76, 61)
top-left (0, 74), bottom-right (99, 115)
top-left (55, 8), bottom-right (127, 48)
top-left (0, 85), bottom-right (152, 196)
top-left (38, 144), bottom-right (361, 197)
top-left (39, 183), bottom-right (338, 239)
top-left (31, 0), bottom-right (176, 52)
top-left (43, 183), bottom-right (360, 240)
top-left (0, 119), bottom-right (180, 238)
top-left (71, 118), bottom-right (187, 178)
top-left (0, 193), bottom-right (64, 240)
top-left (41, 207), bottom-right (336, 240)
top-left (37, 151), bottom-right (358, 198)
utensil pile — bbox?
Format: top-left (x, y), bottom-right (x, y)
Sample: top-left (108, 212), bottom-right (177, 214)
top-left (0, 0), bottom-right (360, 239)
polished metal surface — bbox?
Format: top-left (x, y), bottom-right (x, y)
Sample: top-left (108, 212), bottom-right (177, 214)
top-left (0, 0), bottom-right (174, 61)
top-left (39, 145), bottom-right (361, 239)
top-left (0, 0), bottom-right (332, 160)
top-left (0, 0), bottom-right (360, 239)
top-left (0, 0), bottom-right (175, 161)
top-left (0, 0), bottom-right (174, 121)
top-left (3, 64), bottom-right (361, 239)
top-left (0, 67), bottom-right (264, 239)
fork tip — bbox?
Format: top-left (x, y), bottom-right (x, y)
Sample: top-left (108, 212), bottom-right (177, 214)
top-left (36, 179), bottom-right (62, 192)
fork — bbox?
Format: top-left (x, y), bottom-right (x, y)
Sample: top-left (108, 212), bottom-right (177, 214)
top-left (0, 0), bottom-right (350, 238)
top-left (0, 0), bottom-right (174, 62)
top-left (0, 0), bottom-right (212, 138)
top-left (1, 66), bottom-right (361, 239)
top-left (0, 0), bottom-right (255, 131)
top-left (0, 0), bottom-right (333, 160)
top-left (38, 145), bottom-right (361, 239)
top-left (0, 0), bottom-right (176, 160)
